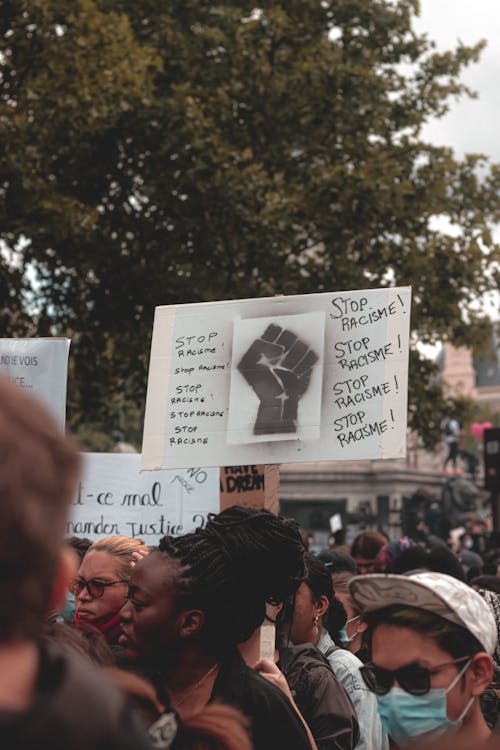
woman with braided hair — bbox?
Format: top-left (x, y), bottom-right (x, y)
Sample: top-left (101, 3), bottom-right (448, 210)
top-left (120, 506), bottom-right (311, 750)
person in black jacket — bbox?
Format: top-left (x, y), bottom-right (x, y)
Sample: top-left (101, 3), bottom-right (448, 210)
top-left (278, 641), bottom-right (360, 750)
top-left (120, 506), bottom-right (312, 750)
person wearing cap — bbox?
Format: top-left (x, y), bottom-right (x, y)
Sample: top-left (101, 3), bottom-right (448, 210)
top-left (349, 572), bottom-right (496, 747)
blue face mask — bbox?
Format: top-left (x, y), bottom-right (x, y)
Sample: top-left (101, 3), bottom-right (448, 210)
top-left (376, 660), bottom-right (473, 746)
top-left (60, 591), bottom-right (76, 623)
top-left (340, 616), bottom-right (361, 646)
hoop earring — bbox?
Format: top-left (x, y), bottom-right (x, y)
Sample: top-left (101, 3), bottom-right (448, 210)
top-left (312, 615), bottom-right (319, 637)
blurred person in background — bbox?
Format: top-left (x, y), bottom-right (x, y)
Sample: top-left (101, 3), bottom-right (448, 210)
top-left (456, 533), bottom-right (484, 581)
top-left (350, 532), bottom-right (387, 574)
top-left (0, 375), bottom-right (152, 749)
top-left (318, 549), bottom-right (357, 575)
top-left (332, 571), bottom-right (369, 664)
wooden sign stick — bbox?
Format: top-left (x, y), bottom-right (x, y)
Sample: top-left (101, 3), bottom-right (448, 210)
top-left (220, 463), bottom-right (281, 663)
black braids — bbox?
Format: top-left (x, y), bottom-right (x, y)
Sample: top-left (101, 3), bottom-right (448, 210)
top-left (157, 507), bottom-right (306, 649)
top-left (160, 534), bottom-right (233, 615)
top-left (203, 507), bottom-right (306, 602)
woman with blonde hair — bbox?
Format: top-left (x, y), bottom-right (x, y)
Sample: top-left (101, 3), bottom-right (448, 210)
top-left (74, 535), bottom-right (147, 647)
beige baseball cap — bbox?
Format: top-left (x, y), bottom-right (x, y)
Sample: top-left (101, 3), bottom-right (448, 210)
top-left (349, 571), bottom-right (497, 655)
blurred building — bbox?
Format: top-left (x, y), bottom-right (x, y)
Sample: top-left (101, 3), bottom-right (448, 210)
top-left (439, 342), bottom-right (500, 407)
top-left (281, 343), bottom-right (496, 543)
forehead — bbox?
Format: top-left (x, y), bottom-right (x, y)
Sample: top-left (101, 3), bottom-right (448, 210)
top-left (129, 550), bottom-right (180, 593)
top-left (296, 581), bottom-right (314, 604)
top-left (371, 623), bottom-right (451, 669)
top-left (78, 549), bottom-right (120, 578)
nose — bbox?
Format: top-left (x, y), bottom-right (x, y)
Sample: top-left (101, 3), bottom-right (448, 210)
top-left (120, 599), bottom-right (132, 623)
top-left (77, 585), bottom-right (92, 604)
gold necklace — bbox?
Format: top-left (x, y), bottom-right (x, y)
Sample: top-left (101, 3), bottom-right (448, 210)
top-left (173, 663), bottom-right (219, 708)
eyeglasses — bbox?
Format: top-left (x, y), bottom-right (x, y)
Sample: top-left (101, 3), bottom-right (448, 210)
top-left (72, 576), bottom-right (127, 599)
top-left (360, 656), bottom-right (472, 696)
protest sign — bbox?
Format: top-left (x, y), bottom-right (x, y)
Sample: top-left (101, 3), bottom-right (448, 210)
top-left (142, 287), bottom-right (411, 470)
top-left (0, 338), bottom-right (70, 424)
top-left (220, 464), bottom-right (279, 514)
top-left (68, 453), bottom-right (219, 545)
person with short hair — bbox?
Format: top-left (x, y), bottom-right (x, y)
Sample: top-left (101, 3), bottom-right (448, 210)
top-left (351, 532), bottom-right (387, 574)
top-left (0, 375), bottom-right (152, 749)
top-left (350, 572), bottom-right (496, 747)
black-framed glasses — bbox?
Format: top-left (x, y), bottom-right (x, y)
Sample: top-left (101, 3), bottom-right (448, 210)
top-left (72, 576), bottom-right (127, 599)
top-left (360, 656), bottom-right (471, 696)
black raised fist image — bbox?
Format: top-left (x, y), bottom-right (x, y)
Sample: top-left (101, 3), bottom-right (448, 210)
top-left (237, 323), bottom-right (318, 435)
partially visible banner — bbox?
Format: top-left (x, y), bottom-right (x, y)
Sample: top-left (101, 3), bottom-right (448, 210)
top-left (0, 338), bottom-right (70, 425)
top-left (68, 453), bottom-right (219, 545)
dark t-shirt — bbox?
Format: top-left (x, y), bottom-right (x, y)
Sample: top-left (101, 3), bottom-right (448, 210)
top-left (211, 649), bottom-right (311, 750)
top-left (0, 643), bottom-right (152, 750)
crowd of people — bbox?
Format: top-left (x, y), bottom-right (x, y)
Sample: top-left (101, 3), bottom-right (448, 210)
top-left (2, 373), bottom-right (500, 750)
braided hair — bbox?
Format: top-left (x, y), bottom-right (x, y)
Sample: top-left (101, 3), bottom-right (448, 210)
top-left (158, 506), bottom-right (305, 651)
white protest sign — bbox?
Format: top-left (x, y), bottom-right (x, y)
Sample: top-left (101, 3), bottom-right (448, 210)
top-left (142, 287), bottom-right (411, 470)
top-left (329, 513), bottom-right (343, 534)
top-left (68, 453), bottom-right (219, 545)
top-left (0, 338), bottom-right (70, 425)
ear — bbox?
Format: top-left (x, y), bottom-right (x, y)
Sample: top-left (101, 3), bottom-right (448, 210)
top-left (49, 546), bottom-right (78, 612)
top-left (357, 618), bottom-right (368, 634)
top-left (469, 653), bottom-right (494, 696)
top-left (178, 609), bottom-right (205, 639)
top-left (313, 594), bottom-right (330, 618)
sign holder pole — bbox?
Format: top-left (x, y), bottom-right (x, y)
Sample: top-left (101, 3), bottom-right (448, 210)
top-left (219, 463), bottom-right (280, 663)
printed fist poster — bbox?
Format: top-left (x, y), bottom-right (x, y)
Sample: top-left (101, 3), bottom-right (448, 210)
top-left (228, 312), bottom-right (324, 444)
top-left (142, 288), bottom-right (411, 470)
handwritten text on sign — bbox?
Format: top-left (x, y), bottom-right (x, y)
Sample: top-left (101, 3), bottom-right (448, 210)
top-left (68, 453), bottom-right (219, 545)
top-left (0, 338), bottom-right (70, 425)
top-left (142, 287), bottom-right (411, 469)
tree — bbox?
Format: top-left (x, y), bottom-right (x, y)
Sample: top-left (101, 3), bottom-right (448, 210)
top-left (1, 0), bottom-right (499, 449)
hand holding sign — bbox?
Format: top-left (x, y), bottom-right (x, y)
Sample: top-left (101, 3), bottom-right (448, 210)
top-left (237, 324), bottom-right (318, 435)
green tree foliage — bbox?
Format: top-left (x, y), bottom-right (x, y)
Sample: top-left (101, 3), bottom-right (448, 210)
top-left (2, 0), bottom-right (500, 449)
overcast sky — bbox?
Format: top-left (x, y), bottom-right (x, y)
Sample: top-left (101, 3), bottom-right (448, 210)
top-left (415, 0), bottom-right (499, 163)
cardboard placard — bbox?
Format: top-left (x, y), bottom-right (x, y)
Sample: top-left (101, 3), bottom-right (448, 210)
top-left (220, 464), bottom-right (279, 514)
top-left (142, 287), bottom-right (411, 470)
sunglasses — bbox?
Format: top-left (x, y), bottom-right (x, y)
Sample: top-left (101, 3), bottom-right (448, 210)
top-left (72, 576), bottom-right (127, 599)
top-left (360, 656), bottom-right (471, 696)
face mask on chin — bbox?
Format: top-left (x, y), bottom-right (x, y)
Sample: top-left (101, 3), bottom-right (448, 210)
top-left (376, 659), bottom-right (473, 746)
